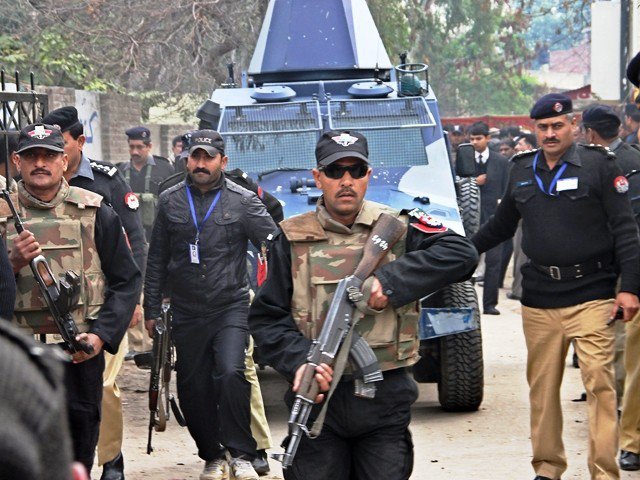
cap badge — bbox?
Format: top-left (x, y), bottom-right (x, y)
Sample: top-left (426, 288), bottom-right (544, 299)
top-left (331, 133), bottom-right (358, 147)
top-left (29, 125), bottom-right (52, 140)
top-left (124, 192), bottom-right (140, 211)
top-left (614, 176), bottom-right (629, 194)
top-left (553, 102), bottom-right (563, 113)
top-left (194, 137), bottom-right (212, 144)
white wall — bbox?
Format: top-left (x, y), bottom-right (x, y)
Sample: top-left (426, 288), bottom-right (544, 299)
top-left (591, 1), bottom-right (621, 101)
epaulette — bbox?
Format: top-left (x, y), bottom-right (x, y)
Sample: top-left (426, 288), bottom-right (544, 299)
top-left (158, 172), bottom-right (186, 195)
top-left (90, 160), bottom-right (118, 178)
top-left (162, 180), bottom-right (186, 198)
top-left (225, 178), bottom-right (254, 198)
top-left (66, 186), bottom-right (103, 208)
top-left (630, 144), bottom-right (640, 153)
top-left (152, 155), bottom-right (172, 166)
top-left (512, 148), bottom-right (539, 160)
top-left (581, 143), bottom-right (616, 158)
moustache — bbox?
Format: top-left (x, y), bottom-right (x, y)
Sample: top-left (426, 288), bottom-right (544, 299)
top-left (337, 188), bottom-right (356, 197)
top-left (31, 169), bottom-right (50, 176)
top-left (193, 168), bottom-right (211, 175)
top-left (543, 139), bottom-right (559, 144)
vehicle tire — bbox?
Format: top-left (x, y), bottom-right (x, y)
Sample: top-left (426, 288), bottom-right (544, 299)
top-left (437, 281), bottom-right (484, 411)
top-left (456, 176), bottom-right (480, 237)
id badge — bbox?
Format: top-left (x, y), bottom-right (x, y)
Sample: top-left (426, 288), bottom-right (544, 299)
top-left (189, 243), bottom-right (200, 264)
top-left (556, 177), bottom-right (578, 192)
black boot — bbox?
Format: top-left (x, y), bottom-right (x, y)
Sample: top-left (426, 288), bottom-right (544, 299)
top-left (100, 452), bottom-right (124, 480)
top-left (252, 449), bottom-right (270, 476)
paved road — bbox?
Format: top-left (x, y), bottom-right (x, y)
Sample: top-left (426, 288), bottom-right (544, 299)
top-left (120, 288), bottom-right (634, 479)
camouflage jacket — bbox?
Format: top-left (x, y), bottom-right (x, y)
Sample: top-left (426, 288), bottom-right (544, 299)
top-left (0, 180), bottom-right (106, 335)
top-left (249, 199), bottom-right (479, 381)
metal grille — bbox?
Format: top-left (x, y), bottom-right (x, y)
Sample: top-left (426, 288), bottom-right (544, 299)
top-left (1, 72), bottom-right (48, 132)
top-left (223, 131), bottom-right (319, 173)
top-left (219, 101), bottom-right (322, 135)
top-left (364, 129), bottom-right (428, 167)
top-left (327, 97), bottom-right (435, 130)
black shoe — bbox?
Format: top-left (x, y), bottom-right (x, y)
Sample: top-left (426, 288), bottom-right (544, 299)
top-left (534, 476), bottom-right (554, 480)
top-left (483, 307), bottom-right (500, 315)
top-left (506, 292), bottom-right (521, 301)
top-left (252, 450), bottom-right (270, 476)
top-left (620, 450), bottom-right (640, 471)
top-left (101, 452), bottom-right (124, 480)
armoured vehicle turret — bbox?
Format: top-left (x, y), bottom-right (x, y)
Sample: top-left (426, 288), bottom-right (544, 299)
top-left (197, 0), bottom-right (483, 411)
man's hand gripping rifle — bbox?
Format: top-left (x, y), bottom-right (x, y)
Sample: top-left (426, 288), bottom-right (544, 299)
top-left (141, 303), bottom-right (185, 454)
top-left (2, 190), bottom-right (93, 355)
top-left (273, 213), bottom-right (407, 468)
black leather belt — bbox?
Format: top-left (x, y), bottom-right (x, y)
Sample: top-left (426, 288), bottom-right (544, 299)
top-left (529, 258), bottom-right (609, 280)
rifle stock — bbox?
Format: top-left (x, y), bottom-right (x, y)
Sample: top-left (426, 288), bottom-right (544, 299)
top-left (274, 213), bottom-right (406, 468)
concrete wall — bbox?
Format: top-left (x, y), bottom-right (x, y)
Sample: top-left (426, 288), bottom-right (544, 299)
top-left (39, 86), bottom-right (190, 164)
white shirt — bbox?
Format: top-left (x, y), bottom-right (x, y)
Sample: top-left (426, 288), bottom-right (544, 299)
top-left (476, 148), bottom-right (489, 164)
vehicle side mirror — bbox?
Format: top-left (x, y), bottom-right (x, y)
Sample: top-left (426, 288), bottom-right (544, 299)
top-left (455, 143), bottom-right (476, 177)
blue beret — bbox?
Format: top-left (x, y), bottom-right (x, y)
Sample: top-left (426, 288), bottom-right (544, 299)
top-left (582, 104), bottom-right (621, 130)
top-left (125, 126), bottom-right (151, 141)
top-left (42, 106), bottom-right (81, 133)
top-left (530, 93), bottom-right (573, 120)
top-left (627, 51), bottom-right (640, 88)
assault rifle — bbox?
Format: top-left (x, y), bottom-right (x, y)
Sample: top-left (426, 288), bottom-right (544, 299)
top-left (2, 190), bottom-right (93, 354)
top-left (272, 213), bottom-right (407, 468)
top-left (138, 303), bottom-right (185, 454)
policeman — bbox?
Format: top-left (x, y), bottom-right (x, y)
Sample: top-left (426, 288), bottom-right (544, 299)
top-left (4, 123), bottom-right (141, 475)
top-left (42, 106), bottom-right (147, 480)
top-left (248, 130), bottom-right (478, 480)
top-left (144, 130), bottom-right (275, 480)
top-left (117, 126), bottom-right (174, 240)
top-left (472, 94), bottom-right (640, 480)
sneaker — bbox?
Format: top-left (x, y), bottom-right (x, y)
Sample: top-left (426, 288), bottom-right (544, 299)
top-left (229, 457), bottom-right (259, 480)
top-left (200, 458), bottom-right (227, 480)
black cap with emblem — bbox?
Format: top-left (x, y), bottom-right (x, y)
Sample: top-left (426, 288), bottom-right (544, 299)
top-left (16, 123), bottom-right (65, 153)
top-left (42, 106), bottom-right (82, 133)
top-left (315, 130), bottom-right (369, 166)
top-left (530, 93), bottom-right (573, 120)
top-left (125, 126), bottom-right (151, 141)
top-left (188, 129), bottom-right (225, 157)
top-left (582, 104), bottom-right (621, 139)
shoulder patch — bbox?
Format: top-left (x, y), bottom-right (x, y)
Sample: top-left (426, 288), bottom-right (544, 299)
top-left (66, 186), bottom-right (103, 208)
top-left (614, 175), bottom-right (630, 193)
top-left (405, 208), bottom-right (448, 233)
top-left (280, 211), bottom-right (328, 242)
top-left (581, 143), bottom-right (616, 158)
top-left (512, 148), bottom-right (539, 160)
top-left (90, 160), bottom-right (118, 177)
top-left (124, 192), bottom-right (139, 211)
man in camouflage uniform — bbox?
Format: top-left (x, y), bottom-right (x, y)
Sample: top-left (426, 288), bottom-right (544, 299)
top-left (3, 123), bottom-right (141, 475)
top-left (249, 130), bottom-right (478, 480)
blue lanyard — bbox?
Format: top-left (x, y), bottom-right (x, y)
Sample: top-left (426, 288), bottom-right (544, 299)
top-left (185, 187), bottom-right (221, 244)
top-left (532, 152), bottom-right (568, 196)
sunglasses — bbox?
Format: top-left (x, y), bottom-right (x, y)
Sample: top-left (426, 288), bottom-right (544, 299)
top-left (319, 163), bottom-right (369, 179)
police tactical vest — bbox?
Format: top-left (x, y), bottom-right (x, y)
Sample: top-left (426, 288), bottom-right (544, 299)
top-left (281, 200), bottom-right (420, 372)
top-left (0, 181), bottom-right (106, 335)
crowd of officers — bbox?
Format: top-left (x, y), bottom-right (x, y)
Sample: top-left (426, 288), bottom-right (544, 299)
top-left (1, 53), bottom-right (640, 480)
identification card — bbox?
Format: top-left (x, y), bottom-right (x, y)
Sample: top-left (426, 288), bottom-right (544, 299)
top-left (189, 243), bottom-right (200, 264)
top-left (556, 177), bottom-right (578, 192)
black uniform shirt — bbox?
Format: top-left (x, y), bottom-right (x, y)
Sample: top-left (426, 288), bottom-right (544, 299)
top-left (70, 155), bottom-right (147, 277)
top-left (117, 155), bottom-right (175, 196)
top-left (248, 209), bottom-right (478, 381)
top-left (610, 138), bottom-right (640, 175)
top-left (472, 143), bottom-right (640, 308)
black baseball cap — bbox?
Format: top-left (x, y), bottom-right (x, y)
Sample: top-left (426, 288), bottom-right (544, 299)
top-left (188, 129), bottom-right (225, 157)
top-left (16, 124), bottom-right (65, 153)
top-left (315, 130), bottom-right (369, 166)
top-left (42, 106), bottom-right (82, 133)
top-left (530, 93), bottom-right (573, 120)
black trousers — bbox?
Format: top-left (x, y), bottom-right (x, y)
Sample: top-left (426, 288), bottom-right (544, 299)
top-left (284, 368), bottom-right (418, 480)
top-left (483, 240), bottom-right (511, 310)
top-left (172, 301), bottom-right (256, 461)
top-left (64, 352), bottom-right (105, 475)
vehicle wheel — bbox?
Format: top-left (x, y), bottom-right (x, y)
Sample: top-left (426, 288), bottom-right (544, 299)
top-left (456, 176), bottom-right (480, 237)
top-left (437, 281), bottom-right (484, 411)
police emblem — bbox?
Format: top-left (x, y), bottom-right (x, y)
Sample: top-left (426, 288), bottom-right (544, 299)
top-left (553, 102), bottom-right (563, 113)
top-left (407, 208), bottom-right (448, 233)
top-left (331, 133), bottom-right (358, 147)
top-left (614, 176), bottom-right (629, 194)
top-left (28, 125), bottom-right (52, 139)
top-left (124, 192), bottom-right (140, 210)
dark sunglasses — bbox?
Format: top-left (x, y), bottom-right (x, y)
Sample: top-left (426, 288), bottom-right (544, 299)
top-left (319, 163), bottom-right (369, 179)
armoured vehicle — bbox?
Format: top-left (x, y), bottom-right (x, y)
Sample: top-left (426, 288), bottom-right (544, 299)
top-left (196, 0), bottom-right (483, 411)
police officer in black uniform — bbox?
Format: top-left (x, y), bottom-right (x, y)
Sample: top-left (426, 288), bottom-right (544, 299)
top-left (117, 127), bottom-right (175, 240)
top-left (581, 104), bottom-right (640, 174)
top-left (472, 93), bottom-right (640, 480)
top-left (42, 106), bottom-right (147, 480)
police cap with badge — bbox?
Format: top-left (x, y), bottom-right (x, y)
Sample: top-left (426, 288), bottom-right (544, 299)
top-left (125, 126), bottom-right (151, 141)
top-left (530, 93), bottom-right (573, 120)
top-left (188, 130), bottom-right (225, 157)
top-left (582, 105), bottom-right (621, 139)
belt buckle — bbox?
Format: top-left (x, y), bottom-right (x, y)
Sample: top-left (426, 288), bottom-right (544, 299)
top-left (549, 266), bottom-right (561, 280)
